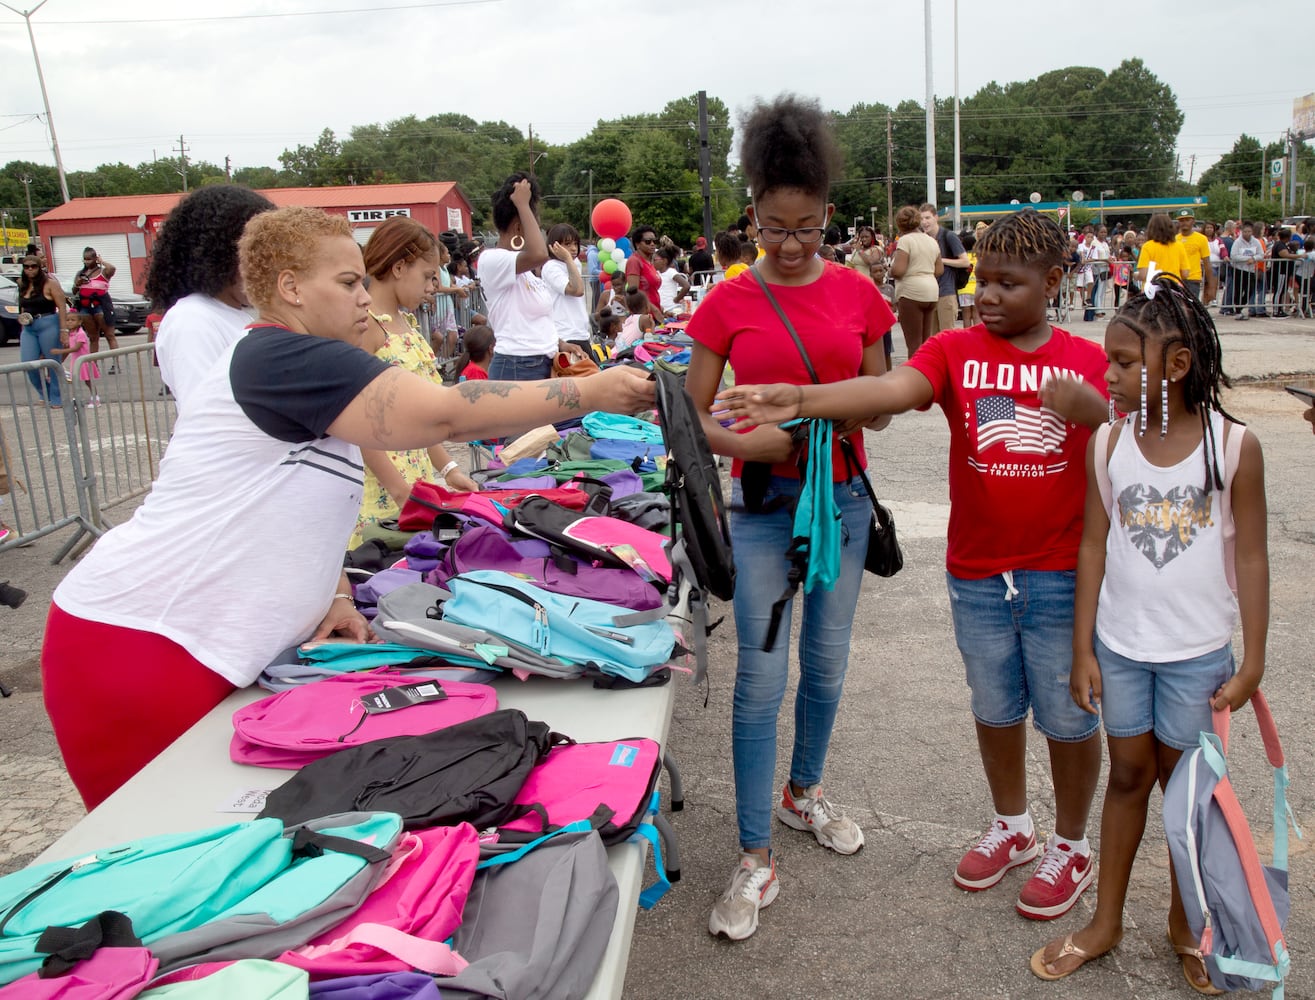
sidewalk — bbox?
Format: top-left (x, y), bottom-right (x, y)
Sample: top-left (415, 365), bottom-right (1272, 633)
top-left (2, 313), bottom-right (1314, 999)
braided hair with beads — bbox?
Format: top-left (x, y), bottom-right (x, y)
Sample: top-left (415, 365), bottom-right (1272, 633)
top-left (1111, 273), bottom-right (1240, 492)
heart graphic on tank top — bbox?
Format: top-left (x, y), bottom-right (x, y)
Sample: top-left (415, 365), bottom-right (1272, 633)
top-left (1116, 482), bottom-right (1214, 569)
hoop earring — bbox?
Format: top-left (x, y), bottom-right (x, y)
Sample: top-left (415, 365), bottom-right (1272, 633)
top-left (510, 235), bottom-right (525, 251)
top-left (1161, 376), bottom-right (1170, 437)
top-left (1138, 366), bottom-right (1147, 437)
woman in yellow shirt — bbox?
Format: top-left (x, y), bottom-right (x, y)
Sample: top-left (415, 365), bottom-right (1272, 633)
top-left (1135, 213), bottom-right (1188, 286)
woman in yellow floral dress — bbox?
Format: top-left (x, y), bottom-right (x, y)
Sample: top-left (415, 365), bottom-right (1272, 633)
top-left (350, 218), bottom-right (479, 547)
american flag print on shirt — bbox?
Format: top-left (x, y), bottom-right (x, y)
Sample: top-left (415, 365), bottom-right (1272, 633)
top-left (974, 395), bottom-right (1066, 455)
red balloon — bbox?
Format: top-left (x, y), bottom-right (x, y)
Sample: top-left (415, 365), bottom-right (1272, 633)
top-left (591, 198), bottom-right (633, 241)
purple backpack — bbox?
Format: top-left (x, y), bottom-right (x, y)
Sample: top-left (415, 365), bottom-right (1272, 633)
top-left (427, 524), bottom-right (663, 611)
top-left (230, 670), bottom-right (498, 768)
top-left (308, 973), bottom-right (440, 999)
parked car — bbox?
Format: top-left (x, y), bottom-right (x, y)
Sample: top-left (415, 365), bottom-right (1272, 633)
top-left (0, 276), bottom-right (21, 346)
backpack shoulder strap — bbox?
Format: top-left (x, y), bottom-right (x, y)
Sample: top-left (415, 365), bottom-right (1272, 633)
top-left (1092, 420), bottom-right (1121, 516)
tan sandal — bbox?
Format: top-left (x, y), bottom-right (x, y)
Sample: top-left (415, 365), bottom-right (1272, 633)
top-left (1030, 933), bottom-right (1101, 981)
top-left (1168, 929), bottom-right (1224, 995)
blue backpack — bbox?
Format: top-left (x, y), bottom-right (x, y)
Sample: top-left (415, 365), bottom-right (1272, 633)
top-left (0, 813), bottom-right (402, 985)
top-left (442, 570), bottom-right (676, 683)
top-left (1164, 692), bottom-right (1300, 996)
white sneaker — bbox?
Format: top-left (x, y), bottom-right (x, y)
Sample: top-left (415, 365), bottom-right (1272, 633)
top-left (707, 852), bottom-right (778, 940)
top-left (776, 782), bottom-right (865, 854)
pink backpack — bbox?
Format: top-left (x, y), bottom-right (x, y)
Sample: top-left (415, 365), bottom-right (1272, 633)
top-left (230, 670), bottom-right (498, 768)
top-left (0, 948), bottom-right (157, 999)
top-left (278, 823), bottom-right (479, 978)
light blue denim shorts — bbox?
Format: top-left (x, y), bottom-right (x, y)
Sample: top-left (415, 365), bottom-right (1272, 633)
top-left (1094, 635), bottom-right (1234, 751)
top-left (947, 570), bottom-right (1098, 742)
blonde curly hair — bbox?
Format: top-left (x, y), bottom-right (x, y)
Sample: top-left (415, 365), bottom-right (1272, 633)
top-left (238, 206), bottom-right (355, 310)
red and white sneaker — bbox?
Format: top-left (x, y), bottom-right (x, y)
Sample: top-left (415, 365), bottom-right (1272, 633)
top-left (954, 820), bottom-right (1039, 890)
top-left (1016, 835), bottom-right (1094, 919)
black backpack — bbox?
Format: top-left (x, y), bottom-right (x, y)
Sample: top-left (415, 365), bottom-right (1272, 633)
top-left (615, 367), bottom-right (734, 682)
top-left (258, 709), bottom-right (559, 830)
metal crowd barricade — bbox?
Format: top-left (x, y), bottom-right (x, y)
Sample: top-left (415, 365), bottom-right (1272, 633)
top-left (1264, 255), bottom-right (1314, 317)
top-left (0, 358), bottom-right (102, 562)
top-left (67, 343), bottom-right (176, 526)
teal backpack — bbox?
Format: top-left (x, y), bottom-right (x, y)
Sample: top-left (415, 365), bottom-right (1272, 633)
top-left (0, 812), bottom-right (401, 985)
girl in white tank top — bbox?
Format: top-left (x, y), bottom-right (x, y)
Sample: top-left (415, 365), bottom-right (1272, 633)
top-left (1032, 273), bottom-right (1270, 989)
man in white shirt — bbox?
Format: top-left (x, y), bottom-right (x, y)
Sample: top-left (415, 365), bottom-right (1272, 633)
top-left (1228, 221), bottom-right (1266, 320)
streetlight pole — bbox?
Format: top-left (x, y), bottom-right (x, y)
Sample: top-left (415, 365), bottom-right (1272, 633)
top-left (1099, 190), bottom-right (1115, 226)
top-left (1228, 184), bottom-right (1244, 222)
top-left (1, 0), bottom-right (70, 203)
top-left (870, 206), bottom-right (878, 231)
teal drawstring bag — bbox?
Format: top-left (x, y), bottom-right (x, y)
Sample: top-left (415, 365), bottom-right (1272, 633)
top-left (762, 418), bottom-right (841, 651)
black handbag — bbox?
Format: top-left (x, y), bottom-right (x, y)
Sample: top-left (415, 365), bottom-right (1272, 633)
top-left (752, 267), bottom-right (904, 579)
top-left (841, 437), bottom-right (904, 577)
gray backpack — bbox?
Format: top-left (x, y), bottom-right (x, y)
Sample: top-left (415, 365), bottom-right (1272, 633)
top-left (1163, 692), bottom-right (1296, 994)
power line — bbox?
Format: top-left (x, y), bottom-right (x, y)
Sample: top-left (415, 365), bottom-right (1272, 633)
top-left (15, 0), bottom-right (499, 25)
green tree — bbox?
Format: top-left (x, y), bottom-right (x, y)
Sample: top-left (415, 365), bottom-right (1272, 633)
top-left (279, 128), bottom-right (345, 186)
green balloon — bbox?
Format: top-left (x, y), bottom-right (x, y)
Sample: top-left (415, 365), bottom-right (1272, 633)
top-left (603, 259), bottom-right (618, 274)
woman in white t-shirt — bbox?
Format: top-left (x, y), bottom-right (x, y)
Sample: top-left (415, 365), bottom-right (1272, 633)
top-left (541, 222), bottom-right (591, 354)
top-left (145, 185), bottom-right (276, 407)
top-left (481, 173), bottom-right (588, 381)
top-left (42, 205), bottom-right (657, 811)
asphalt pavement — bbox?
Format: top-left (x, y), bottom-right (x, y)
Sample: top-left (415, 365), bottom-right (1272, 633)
top-left (1, 313), bottom-right (1314, 1000)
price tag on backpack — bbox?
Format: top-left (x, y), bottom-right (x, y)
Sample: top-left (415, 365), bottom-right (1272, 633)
top-left (359, 683), bottom-right (448, 714)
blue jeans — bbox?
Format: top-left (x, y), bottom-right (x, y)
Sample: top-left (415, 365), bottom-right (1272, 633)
top-left (728, 474), bottom-right (870, 850)
top-left (20, 313), bottom-right (62, 406)
top-left (487, 352), bottom-right (552, 382)
top-left (947, 569), bottom-right (1099, 742)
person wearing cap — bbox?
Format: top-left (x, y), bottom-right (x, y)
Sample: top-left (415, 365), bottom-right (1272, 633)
top-left (688, 235), bottom-right (715, 285)
top-left (1175, 209), bottom-right (1215, 302)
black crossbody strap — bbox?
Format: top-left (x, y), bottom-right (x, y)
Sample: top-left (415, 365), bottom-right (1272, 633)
top-left (751, 266), bottom-right (819, 385)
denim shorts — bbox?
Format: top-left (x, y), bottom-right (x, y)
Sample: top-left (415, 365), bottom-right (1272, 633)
top-left (947, 570), bottom-right (1098, 742)
top-left (1095, 636), bottom-right (1234, 750)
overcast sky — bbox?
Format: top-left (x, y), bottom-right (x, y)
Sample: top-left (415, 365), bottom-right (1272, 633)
top-left (1, 0), bottom-right (1310, 196)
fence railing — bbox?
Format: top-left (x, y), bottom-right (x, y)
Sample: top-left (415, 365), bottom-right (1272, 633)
top-left (0, 342), bottom-right (175, 563)
top-left (1217, 257), bottom-right (1314, 317)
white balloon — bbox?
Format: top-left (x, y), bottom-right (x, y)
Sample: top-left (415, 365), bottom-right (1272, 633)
top-left (611, 248), bottom-right (626, 263)
top-left (599, 238), bottom-right (616, 253)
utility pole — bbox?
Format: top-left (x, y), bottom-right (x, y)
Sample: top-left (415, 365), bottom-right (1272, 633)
top-left (527, 124), bottom-right (535, 176)
top-left (1, 0), bottom-right (70, 202)
top-left (697, 90), bottom-right (713, 246)
top-left (1187, 154), bottom-right (1196, 186)
top-left (224, 155), bottom-right (232, 181)
top-left (923, 0), bottom-right (936, 207)
top-left (173, 134), bottom-right (190, 192)
top-left (19, 173), bottom-right (34, 233)
top-left (886, 111), bottom-right (894, 237)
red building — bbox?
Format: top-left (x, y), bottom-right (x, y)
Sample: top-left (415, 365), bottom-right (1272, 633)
top-left (34, 181), bottom-right (474, 298)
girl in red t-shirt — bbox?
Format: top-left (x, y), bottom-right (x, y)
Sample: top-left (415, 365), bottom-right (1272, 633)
top-left (686, 95), bottom-right (897, 943)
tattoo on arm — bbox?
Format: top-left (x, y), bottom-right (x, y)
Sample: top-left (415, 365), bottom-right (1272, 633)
top-left (546, 379), bottom-right (582, 411)
top-left (362, 368), bottom-right (401, 443)
top-left (457, 380), bottom-right (517, 403)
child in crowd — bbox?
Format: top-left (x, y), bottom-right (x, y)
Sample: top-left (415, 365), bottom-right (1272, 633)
top-left (52, 315), bottom-right (101, 406)
top-left (457, 323), bottom-right (494, 382)
top-left (613, 291), bottom-right (656, 355)
top-left (688, 94), bottom-right (896, 942)
top-left (597, 313), bottom-right (623, 355)
top-left (1031, 275), bottom-right (1267, 991)
top-left (958, 232), bottom-right (978, 328)
top-left (715, 209), bottom-right (1109, 923)
top-left (714, 232), bottom-right (743, 281)
top-left (615, 289), bottom-right (657, 355)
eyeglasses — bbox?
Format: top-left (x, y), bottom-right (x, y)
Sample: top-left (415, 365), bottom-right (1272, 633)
top-left (22, 264), bottom-right (39, 270)
top-left (640, 237), bottom-right (657, 245)
top-left (752, 204), bottom-right (828, 245)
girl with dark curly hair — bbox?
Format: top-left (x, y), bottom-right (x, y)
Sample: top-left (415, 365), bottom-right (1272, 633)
top-left (684, 93), bottom-right (897, 941)
top-left (145, 184), bottom-right (274, 404)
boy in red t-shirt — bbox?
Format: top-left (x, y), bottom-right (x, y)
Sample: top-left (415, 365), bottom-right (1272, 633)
top-left (716, 210), bottom-right (1110, 922)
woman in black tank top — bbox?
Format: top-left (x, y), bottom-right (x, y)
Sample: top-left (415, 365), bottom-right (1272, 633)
top-left (17, 256), bottom-right (68, 407)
